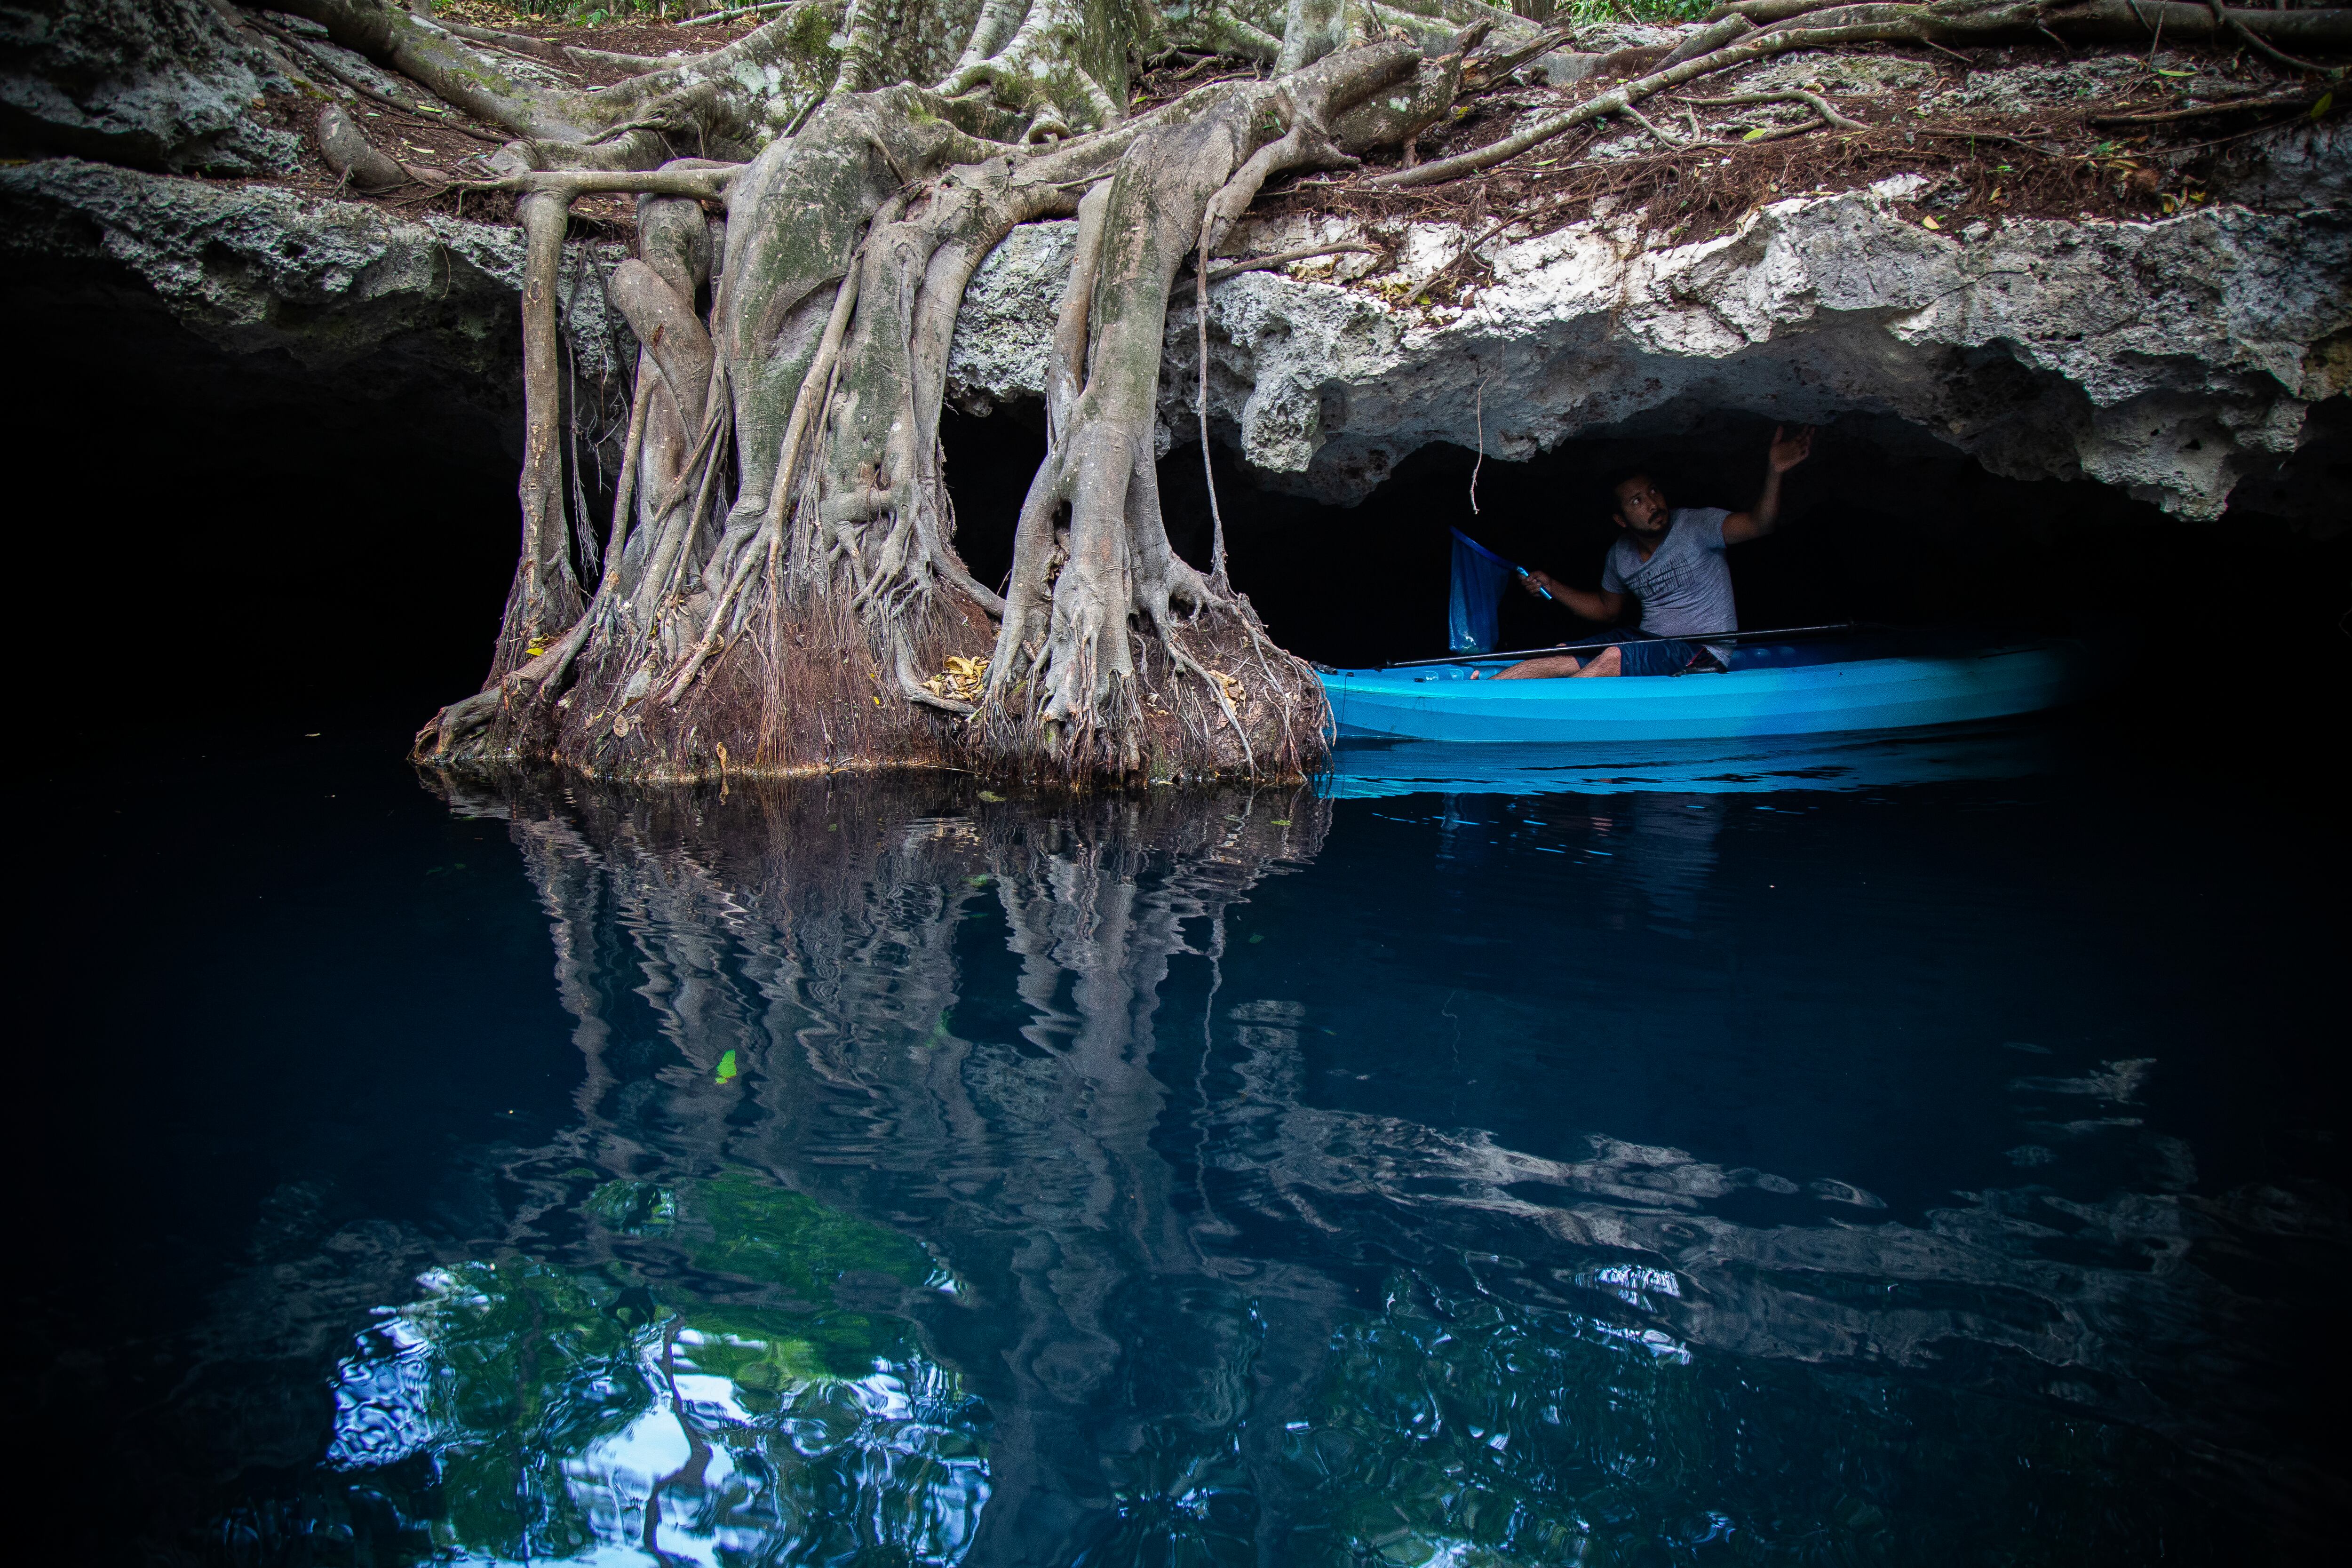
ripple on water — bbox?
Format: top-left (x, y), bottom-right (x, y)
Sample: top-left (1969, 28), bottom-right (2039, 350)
top-left (55, 754), bottom-right (2344, 1565)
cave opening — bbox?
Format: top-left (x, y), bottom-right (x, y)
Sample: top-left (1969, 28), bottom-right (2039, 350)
top-left (940, 406), bottom-right (2351, 740)
top-left (14, 260), bottom-right (539, 745)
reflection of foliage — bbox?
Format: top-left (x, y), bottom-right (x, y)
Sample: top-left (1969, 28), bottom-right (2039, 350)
top-left (320, 1173), bottom-right (985, 1565)
top-left (1287, 1279), bottom-right (1716, 1566)
top-left (1045, 1265), bottom-right (2238, 1566)
top-left (1273, 1274), bottom-right (2206, 1565)
top-left (673, 1170), bottom-right (947, 1381)
top-left (327, 1259), bottom-right (652, 1561)
top-left (685, 1171), bottom-right (931, 1292)
top-left (582, 1178), bottom-right (676, 1233)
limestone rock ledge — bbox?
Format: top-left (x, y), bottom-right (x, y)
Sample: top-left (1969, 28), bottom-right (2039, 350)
top-left (0, 157), bottom-right (631, 404)
top-left (0, 0), bottom-right (301, 175)
top-left (950, 166), bottom-right (2350, 522)
top-left (5, 151), bottom-right (2344, 525)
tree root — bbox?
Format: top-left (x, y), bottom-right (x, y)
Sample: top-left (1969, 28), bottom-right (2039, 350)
top-left (375, 0), bottom-right (2325, 781)
top-left (458, 167), bottom-right (743, 199)
top-left (1684, 88), bottom-right (1869, 139)
top-left (2198, 0), bottom-right (2339, 74)
top-left (434, 15), bottom-right (683, 75)
top-left (499, 185), bottom-right (584, 675)
top-left (2089, 88), bottom-right (2330, 123)
top-left (1374, 0), bottom-right (2352, 189)
top-left (1183, 240), bottom-right (1384, 285)
top-left (314, 103), bottom-right (446, 190)
top-left (975, 42), bottom-right (1423, 778)
top-left (369, 1), bottom-right (1531, 778)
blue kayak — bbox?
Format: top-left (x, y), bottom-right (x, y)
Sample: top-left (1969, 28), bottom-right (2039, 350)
top-left (1320, 632), bottom-right (2103, 744)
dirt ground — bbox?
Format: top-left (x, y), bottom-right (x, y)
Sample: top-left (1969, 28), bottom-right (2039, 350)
top-left (226, 4), bottom-right (2341, 280)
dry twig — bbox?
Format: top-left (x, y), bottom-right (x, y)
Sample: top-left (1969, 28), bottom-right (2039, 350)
top-left (1682, 88), bottom-right (1868, 133)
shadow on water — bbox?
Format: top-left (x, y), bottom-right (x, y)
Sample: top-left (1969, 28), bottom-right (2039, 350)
top-left (139, 757), bottom-right (2343, 1567)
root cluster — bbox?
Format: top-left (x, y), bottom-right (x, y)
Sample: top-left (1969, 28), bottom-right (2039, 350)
top-left (228, 1), bottom-right (2344, 785)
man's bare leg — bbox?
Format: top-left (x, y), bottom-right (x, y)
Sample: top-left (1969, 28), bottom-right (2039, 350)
top-left (1491, 654), bottom-right (1583, 679)
top-left (1568, 646), bottom-right (1623, 678)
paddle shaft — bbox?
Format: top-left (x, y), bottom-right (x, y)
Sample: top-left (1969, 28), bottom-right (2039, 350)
top-left (1383, 622), bottom-right (1865, 671)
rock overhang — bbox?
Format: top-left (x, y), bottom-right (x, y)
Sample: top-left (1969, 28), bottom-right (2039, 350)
top-left (5, 148), bottom-right (2344, 528)
top-left (945, 177), bottom-right (2349, 522)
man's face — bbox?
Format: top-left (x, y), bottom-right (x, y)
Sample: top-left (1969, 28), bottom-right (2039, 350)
top-left (1613, 476), bottom-right (1669, 534)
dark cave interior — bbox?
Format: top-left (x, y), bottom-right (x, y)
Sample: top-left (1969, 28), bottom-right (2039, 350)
top-left (945, 400), bottom-right (2352, 677)
top-left (16, 271), bottom-right (527, 737)
top-left (15, 280), bottom-right (2348, 751)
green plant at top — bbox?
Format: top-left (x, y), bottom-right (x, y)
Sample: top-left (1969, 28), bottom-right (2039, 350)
top-left (1556, 0), bottom-right (1716, 25)
top-left (490, 0), bottom-right (718, 23)
top-left (318, 1174), bottom-right (982, 1562)
top-left (1271, 1270), bottom-right (2234, 1565)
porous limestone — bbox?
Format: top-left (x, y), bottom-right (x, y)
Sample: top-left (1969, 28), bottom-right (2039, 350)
top-left (0, 0), bottom-right (302, 175)
top-left (948, 172), bottom-right (2349, 521)
top-left (6, 135), bottom-right (2344, 525)
top-left (0, 156), bottom-right (632, 386)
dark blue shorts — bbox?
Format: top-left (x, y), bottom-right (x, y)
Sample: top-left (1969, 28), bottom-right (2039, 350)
top-left (1582, 629), bottom-right (1715, 678)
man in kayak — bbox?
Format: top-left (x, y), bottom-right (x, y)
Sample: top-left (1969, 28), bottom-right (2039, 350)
top-left (1494, 425), bottom-right (1813, 678)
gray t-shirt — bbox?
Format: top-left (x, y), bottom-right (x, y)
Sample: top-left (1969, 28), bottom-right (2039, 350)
top-left (1601, 507), bottom-right (1737, 654)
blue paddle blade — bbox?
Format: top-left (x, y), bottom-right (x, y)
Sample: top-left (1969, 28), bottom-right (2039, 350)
top-left (1448, 529), bottom-right (1513, 653)
top-left (1449, 527), bottom-right (1519, 571)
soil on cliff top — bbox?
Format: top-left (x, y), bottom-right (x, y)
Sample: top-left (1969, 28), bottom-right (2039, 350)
top-left (231, 3), bottom-right (2341, 292)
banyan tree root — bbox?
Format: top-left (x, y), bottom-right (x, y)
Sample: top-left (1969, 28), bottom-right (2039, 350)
top-left (375, 0), bottom-right (1477, 779)
top-left (1373, 0), bottom-right (2352, 188)
top-left (344, 0), bottom-right (2344, 780)
top-left (313, 103), bottom-right (447, 189)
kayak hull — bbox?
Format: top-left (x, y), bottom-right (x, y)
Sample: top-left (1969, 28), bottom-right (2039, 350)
top-left (1320, 636), bottom-right (2100, 744)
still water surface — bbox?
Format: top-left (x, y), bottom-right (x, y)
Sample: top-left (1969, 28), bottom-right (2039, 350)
top-left (19, 725), bottom-right (2347, 1565)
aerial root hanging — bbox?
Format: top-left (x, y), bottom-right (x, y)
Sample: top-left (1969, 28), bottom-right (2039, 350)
top-left (663, 257), bottom-right (864, 703)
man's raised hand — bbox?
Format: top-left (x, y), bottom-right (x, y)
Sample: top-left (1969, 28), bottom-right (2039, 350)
top-left (1769, 424), bottom-right (1814, 474)
top-left (1723, 426), bottom-right (1813, 543)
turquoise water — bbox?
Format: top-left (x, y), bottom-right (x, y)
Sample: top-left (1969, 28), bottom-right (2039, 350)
top-left (17, 729), bottom-right (2346, 1564)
